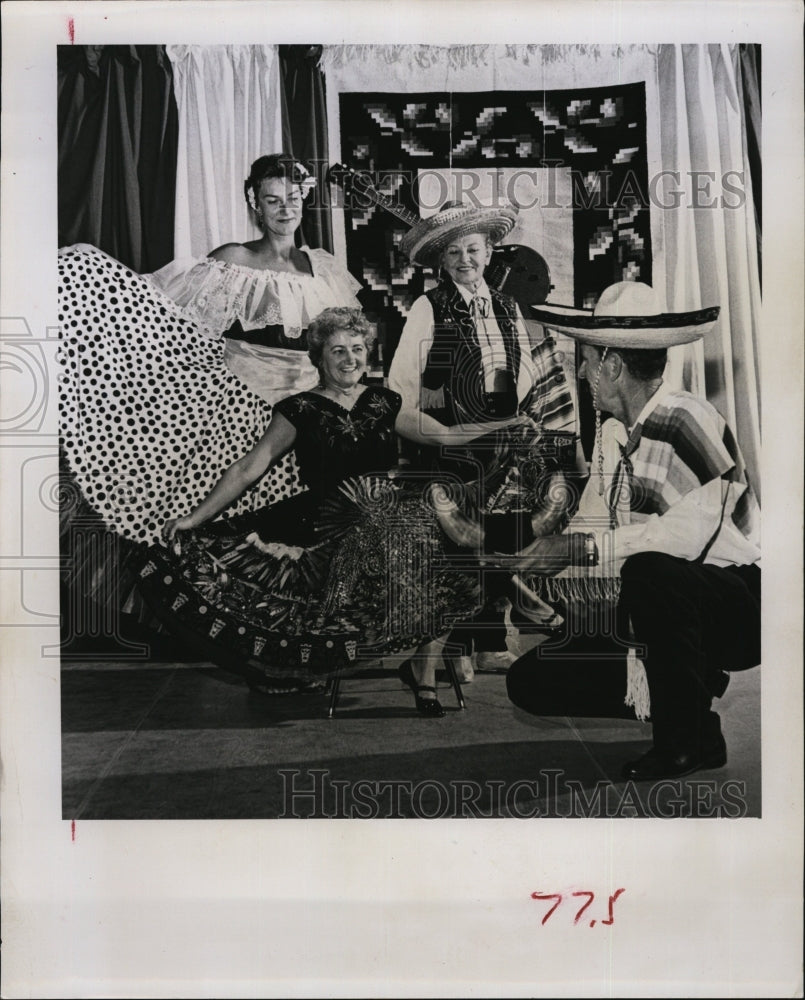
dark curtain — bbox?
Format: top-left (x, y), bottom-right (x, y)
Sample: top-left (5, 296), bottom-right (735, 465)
top-left (279, 45), bottom-right (334, 253)
top-left (737, 44), bottom-right (761, 286)
top-left (58, 44), bottom-right (180, 657)
top-left (58, 45), bottom-right (179, 272)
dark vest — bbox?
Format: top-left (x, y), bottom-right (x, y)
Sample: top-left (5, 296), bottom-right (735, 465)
top-left (422, 280), bottom-right (521, 424)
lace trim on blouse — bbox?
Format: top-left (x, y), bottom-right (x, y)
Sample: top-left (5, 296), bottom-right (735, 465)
top-left (145, 247), bottom-right (362, 341)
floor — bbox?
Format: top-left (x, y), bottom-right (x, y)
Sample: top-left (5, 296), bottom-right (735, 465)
top-left (61, 626), bottom-right (761, 820)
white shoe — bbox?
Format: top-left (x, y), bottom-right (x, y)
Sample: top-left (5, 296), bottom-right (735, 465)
top-left (475, 650), bottom-right (517, 672)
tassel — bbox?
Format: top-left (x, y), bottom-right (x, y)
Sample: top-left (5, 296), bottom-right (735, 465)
top-left (591, 349), bottom-right (608, 497)
top-left (529, 573), bottom-right (620, 605)
top-left (624, 648), bottom-right (651, 722)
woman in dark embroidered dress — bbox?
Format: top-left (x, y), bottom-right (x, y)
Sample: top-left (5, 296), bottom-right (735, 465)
top-left (140, 307), bottom-right (525, 715)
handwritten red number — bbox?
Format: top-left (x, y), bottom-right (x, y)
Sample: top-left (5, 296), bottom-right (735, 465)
top-left (571, 891), bottom-right (595, 924)
top-left (530, 891), bottom-right (563, 925)
top-left (532, 888), bottom-right (626, 926)
top-left (601, 888), bottom-right (626, 925)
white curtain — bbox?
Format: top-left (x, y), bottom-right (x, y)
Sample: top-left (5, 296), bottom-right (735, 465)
top-left (322, 43), bottom-right (762, 494)
top-left (655, 44), bottom-right (762, 499)
top-left (167, 45), bottom-right (283, 258)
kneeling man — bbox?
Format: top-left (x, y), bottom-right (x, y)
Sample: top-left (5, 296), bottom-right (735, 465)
top-left (504, 282), bottom-right (761, 781)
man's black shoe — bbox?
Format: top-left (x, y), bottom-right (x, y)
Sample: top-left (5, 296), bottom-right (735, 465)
top-left (622, 738), bottom-right (727, 781)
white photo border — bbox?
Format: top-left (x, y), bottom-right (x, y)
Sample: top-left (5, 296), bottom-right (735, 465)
top-left (1, 1), bottom-right (802, 996)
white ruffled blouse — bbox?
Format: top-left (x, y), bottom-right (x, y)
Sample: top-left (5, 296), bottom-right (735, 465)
top-left (146, 247), bottom-right (362, 342)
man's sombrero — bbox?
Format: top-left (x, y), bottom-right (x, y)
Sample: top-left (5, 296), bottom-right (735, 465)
top-left (531, 281), bottom-right (720, 349)
top-left (401, 200), bottom-right (519, 267)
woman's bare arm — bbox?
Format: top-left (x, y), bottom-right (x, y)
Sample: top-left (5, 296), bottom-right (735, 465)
top-left (162, 412), bottom-right (297, 541)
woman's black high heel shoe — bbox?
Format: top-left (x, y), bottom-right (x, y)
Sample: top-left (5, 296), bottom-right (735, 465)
top-left (398, 660), bottom-right (446, 718)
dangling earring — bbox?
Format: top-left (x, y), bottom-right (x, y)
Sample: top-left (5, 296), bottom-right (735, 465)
top-left (247, 194), bottom-right (263, 230)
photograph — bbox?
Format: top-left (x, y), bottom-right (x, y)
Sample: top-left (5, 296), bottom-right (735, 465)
top-left (1, 1), bottom-right (802, 996)
top-left (56, 39), bottom-right (762, 821)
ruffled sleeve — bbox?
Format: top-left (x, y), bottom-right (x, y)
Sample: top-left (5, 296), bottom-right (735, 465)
top-left (305, 248), bottom-right (363, 302)
top-left (145, 257), bottom-right (249, 341)
top-left (267, 249), bottom-right (362, 338)
top-left (145, 249), bottom-right (363, 342)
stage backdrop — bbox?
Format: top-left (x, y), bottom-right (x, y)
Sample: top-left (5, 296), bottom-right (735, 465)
top-left (333, 82), bottom-right (650, 378)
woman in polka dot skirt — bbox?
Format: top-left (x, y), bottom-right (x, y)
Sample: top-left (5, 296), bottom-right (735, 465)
top-left (59, 154), bottom-right (363, 548)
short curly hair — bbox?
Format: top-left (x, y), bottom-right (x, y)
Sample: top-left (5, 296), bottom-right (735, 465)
top-left (306, 308), bottom-right (376, 369)
top-left (244, 154), bottom-right (314, 212)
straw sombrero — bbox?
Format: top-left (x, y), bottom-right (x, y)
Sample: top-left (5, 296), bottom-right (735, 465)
top-left (401, 200), bottom-right (519, 267)
top-left (531, 282), bottom-right (720, 349)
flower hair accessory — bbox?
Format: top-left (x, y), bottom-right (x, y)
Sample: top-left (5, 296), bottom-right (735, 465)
top-left (244, 154), bottom-right (317, 211)
top-left (286, 160), bottom-right (317, 196)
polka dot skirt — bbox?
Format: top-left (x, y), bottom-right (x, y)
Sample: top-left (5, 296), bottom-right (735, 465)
top-left (58, 246), bottom-right (304, 545)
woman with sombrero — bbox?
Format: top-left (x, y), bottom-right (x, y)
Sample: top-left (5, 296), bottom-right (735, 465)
top-left (494, 281), bottom-right (761, 782)
top-left (389, 200), bottom-right (576, 679)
